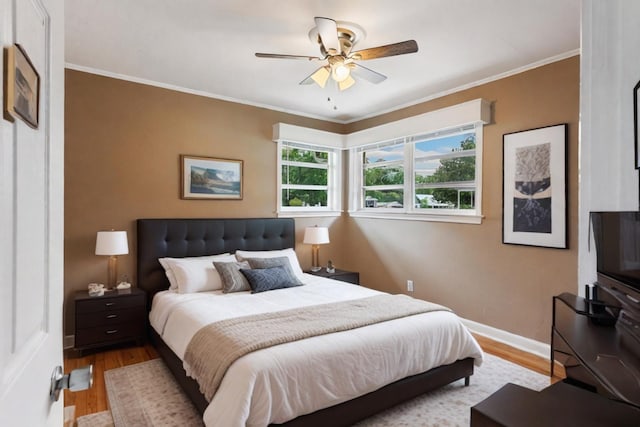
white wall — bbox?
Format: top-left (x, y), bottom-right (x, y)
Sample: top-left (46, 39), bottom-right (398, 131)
top-left (579, 0), bottom-right (640, 292)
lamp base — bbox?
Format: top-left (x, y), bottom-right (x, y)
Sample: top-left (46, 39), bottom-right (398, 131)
top-left (107, 255), bottom-right (118, 290)
top-left (310, 266), bottom-right (322, 272)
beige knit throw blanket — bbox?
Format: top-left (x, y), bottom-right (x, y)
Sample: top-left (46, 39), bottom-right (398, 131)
top-left (183, 294), bottom-right (451, 401)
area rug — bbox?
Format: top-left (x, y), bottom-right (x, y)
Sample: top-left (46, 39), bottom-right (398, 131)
top-left (76, 353), bottom-right (550, 427)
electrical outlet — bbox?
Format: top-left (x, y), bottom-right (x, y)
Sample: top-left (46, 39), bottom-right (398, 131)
top-left (407, 280), bottom-right (414, 292)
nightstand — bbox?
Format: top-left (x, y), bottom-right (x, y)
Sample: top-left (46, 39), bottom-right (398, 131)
top-left (74, 288), bottom-right (146, 353)
top-left (307, 268), bottom-right (360, 285)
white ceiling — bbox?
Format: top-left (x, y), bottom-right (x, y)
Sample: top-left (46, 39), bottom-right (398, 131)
top-left (65, 0), bottom-right (580, 123)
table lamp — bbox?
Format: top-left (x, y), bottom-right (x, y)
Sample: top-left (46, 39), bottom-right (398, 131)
top-left (95, 230), bottom-right (129, 289)
top-left (303, 226), bottom-right (330, 272)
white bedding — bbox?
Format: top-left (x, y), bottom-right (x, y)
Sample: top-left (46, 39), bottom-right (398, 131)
top-left (149, 274), bottom-right (484, 427)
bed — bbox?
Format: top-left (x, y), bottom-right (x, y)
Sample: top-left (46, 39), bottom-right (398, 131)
top-left (137, 218), bottom-right (483, 427)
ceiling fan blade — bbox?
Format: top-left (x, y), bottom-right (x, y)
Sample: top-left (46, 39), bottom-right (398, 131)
top-left (350, 40), bottom-right (418, 60)
top-left (315, 17), bottom-right (341, 54)
top-left (300, 66), bottom-right (330, 88)
top-left (338, 75), bottom-right (356, 91)
top-left (255, 53), bottom-right (322, 60)
top-left (350, 63), bottom-right (387, 84)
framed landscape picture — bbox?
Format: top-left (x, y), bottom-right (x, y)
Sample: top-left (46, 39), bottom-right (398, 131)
top-left (181, 155), bottom-right (243, 200)
top-left (502, 124), bottom-right (567, 248)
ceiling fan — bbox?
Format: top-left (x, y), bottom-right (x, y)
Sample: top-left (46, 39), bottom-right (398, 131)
top-left (255, 17), bottom-right (418, 91)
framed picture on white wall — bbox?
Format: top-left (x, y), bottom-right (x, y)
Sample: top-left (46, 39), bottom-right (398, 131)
top-left (3, 44), bottom-right (40, 129)
top-left (634, 80), bottom-right (640, 169)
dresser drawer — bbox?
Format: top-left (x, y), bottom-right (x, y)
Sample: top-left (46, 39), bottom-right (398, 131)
top-left (76, 292), bottom-right (145, 313)
top-left (75, 322), bottom-right (145, 347)
top-left (76, 307), bottom-right (145, 329)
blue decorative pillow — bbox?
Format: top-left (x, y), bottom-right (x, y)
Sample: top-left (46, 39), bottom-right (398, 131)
top-left (240, 266), bottom-right (304, 293)
top-left (245, 256), bottom-right (304, 286)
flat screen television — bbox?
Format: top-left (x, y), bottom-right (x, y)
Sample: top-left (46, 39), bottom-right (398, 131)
top-left (591, 211), bottom-right (640, 302)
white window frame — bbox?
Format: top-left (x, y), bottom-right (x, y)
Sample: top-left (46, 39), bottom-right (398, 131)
top-left (359, 138), bottom-right (407, 213)
top-left (273, 99), bottom-right (490, 222)
top-left (411, 125), bottom-right (479, 212)
top-left (273, 124), bottom-right (344, 217)
top-left (348, 99), bottom-right (490, 224)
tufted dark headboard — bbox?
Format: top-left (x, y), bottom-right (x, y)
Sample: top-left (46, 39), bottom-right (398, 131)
top-left (137, 218), bottom-right (295, 306)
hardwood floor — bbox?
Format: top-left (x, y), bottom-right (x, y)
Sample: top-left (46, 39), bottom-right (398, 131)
top-left (64, 343), bottom-right (158, 417)
top-left (473, 333), bottom-right (565, 381)
top-left (64, 334), bottom-right (564, 419)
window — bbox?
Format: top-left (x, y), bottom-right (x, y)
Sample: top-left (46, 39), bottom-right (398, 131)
top-left (412, 127), bottom-right (477, 211)
top-left (362, 139), bottom-right (405, 209)
top-left (277, 141), bottom-right (341, 216)
top-left (275, 99), bottom-right (489, 222)
top-left (352, 124), bottom-right (483, 223)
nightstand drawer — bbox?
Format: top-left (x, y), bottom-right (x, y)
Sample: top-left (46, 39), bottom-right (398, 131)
top-left (76, 292), bottom-right (145, 313)
top-left (77, 307), bottom-right (145, 328)
top-left (75, 323), bottom-right (145, 347)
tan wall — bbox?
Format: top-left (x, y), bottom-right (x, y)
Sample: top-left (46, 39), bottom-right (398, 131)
top-left (64, 70), bottom-right (345, 335)
top-left (342, 57), bottom-right (580, 343)
top-left (65, 56), bottom-right (579, 344)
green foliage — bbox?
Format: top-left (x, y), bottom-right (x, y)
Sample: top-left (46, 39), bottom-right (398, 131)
top-left (282, 147), bottom-right (329, 207)
top-left (364, 166), bottom-right (404, 186)
top-left (288, 197), bottom-right (303, 207)
top-left (365, 190), bottom-right (404, 204)
top-left (282, 147), bottom-right (328, 163)
top-left (282, 190), bottom-right (327, 207)
top-left (418, 135), bottom-right (476, 208)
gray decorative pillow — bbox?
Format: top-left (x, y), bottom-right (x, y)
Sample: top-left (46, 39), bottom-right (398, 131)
top-left (240, 266), bottom-right (304, 293)
top-left (245, 256), bottom-right (303, 286)
top-left (213, 261), bottom-right (251, 293)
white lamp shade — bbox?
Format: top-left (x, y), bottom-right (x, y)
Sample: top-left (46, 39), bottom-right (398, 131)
top-left (303, 227), bottom-right (330, 245)
top-left (95, 231), bottom-right (129, 255)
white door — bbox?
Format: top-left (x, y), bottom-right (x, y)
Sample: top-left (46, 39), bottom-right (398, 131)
top-left (0, 0), bottom-right (65, 426)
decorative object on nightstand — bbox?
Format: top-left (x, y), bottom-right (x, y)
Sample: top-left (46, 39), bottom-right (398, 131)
top-left (74, 287), bottom-right (146, 354)
top-left (326, 260), bottom-right (335, 273)
top-left (303, 226), bottom-right (330, 272)
top-left (95, 230), bottom-right (129, 289)
top-left (117, 275), bottom-right (132, 290)
top-left (87, 282), bottom-right (105, 297)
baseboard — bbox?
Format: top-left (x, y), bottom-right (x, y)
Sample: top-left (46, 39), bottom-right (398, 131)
top-left (461, 318), bottom-right (550, 360)
top-left (64, 334), bottom-right (75, 350)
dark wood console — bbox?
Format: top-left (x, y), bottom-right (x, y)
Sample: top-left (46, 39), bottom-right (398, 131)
top-left (471, 285), bottom-right (640, 426)
top-left (551, 292), bottom-right (640, 407)
top-left (471, 381), bottom-right (640, 427)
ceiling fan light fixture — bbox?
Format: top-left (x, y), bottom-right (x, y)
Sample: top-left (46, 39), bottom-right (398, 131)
top-left (257, 17), bottom-right (418, 94)
top-left (331, 61), bottom-right (351, 82)
top-left (310, 66), bottom-right (330, 88)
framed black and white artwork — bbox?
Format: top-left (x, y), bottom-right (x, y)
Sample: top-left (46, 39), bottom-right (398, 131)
top-left (502, 124), bottom-right (567, 248)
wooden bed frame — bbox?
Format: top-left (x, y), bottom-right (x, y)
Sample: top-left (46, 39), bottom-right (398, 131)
top-left (137, 218), bottom-right (474, 427)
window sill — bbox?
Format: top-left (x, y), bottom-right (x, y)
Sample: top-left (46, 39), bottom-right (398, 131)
top-left (348, 210), bottom-right (483, 224)
top-left (277, 210), bottom-right (343, 218)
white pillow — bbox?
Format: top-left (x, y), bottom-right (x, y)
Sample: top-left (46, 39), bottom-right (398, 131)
top-left (235, 248), bottom-right (305, 281)
top-left (158, 254), bottom-right (235, 292)
top-left (158, 258), bottom-right (180, 289)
